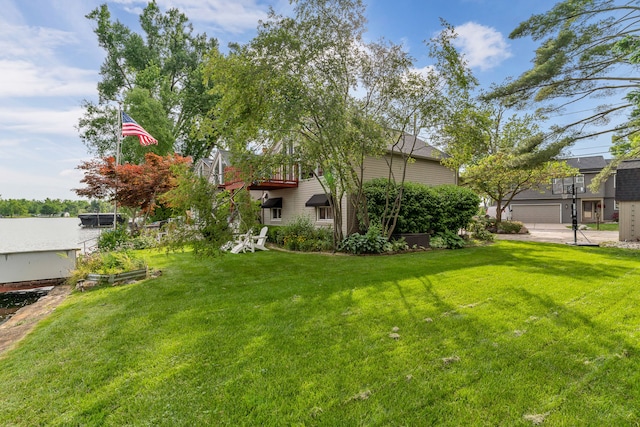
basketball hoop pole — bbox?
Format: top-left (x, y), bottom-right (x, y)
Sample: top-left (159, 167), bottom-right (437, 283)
top-left (555, 175), bottom-right (588, 245)
top-left (571, 181), bottom-right (577, 245)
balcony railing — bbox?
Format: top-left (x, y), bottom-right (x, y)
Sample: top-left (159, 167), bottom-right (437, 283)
top-left (223, 165), bottom-right (299, 190)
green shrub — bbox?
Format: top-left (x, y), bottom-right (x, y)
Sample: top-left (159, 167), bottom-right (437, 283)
top-left (430, 230), bottom-right (465, 249)
top-left (431, 185), bottom-right (481, 235)
top-left (277, 215), bottom-right (333, 252)
top-left (267, 225), bottom-right (283, 245)
top-left (97, 226), bottom-right (161, 251)
top-left (364, 179), bottom-right (480, 235)
top-left (67, 251), bottom-right (147, 286)
top-left (339, 223), bottom-right (391, 254)
top-left (429, 235), bottom-right (447, 249)
top-left (388, 237), bottom-right (409, 252)
top-left (129, 232), bottom-right (160, 250)
top-left (309, 226), bottom-right (334, 252)
top-left (468, 217), bottom-right (495, 242)
top-left (97, 226), bottom-right (130, 251)
top-left (497, 221), bottom-right (525, 234)
top-left (364, 180), bottom-right (432, 234)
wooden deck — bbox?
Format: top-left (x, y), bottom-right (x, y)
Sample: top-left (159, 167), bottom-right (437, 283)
top-left (223, 166), bottom-right (299, 190)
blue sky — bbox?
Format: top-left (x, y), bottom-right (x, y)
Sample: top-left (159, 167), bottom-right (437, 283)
top-left (0, 0), bottom-right (617, 200)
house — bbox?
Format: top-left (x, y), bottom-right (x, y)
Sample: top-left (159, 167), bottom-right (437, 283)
top-left (194, 149), bottom-right (230, 187)
top-left (615, 159), bottom-right (640, 241)
top-left (199, 134), bottom-right (457, 236)
top-left (507, 156), bottom-right (618, 224)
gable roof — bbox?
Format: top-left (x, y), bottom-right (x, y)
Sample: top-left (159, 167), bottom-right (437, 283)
top-left (564, 156), bottom-right (609, 172)
top-left (387, 133), bottom-right (445, 161)
top-left (197, 158), bottom-right (214, 167)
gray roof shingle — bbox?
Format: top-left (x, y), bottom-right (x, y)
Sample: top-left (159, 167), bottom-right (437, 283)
top-left (565, 156), bottom-right (608, 171)
top-left (388, 133), bottom-right (445, 161)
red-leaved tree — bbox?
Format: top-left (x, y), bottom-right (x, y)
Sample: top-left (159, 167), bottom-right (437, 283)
top-left (75, 153), bottom-right (191, 223)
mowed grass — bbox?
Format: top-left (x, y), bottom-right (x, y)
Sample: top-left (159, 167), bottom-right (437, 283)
top-left (567, 223), bottom-right (619, 231)
top-left (1, 241), bottom-right (640, 426)
top-left (591, 222), bottom-right (619, 231)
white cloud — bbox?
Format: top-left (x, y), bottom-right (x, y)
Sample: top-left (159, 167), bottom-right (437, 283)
top-left (0, 106), bottom-right (87, 137)
top-left (452, 22), bottom-right (511, 71)
top-left (59, 168), bottom-right (85, 179)
top-left (412, 65), bottom-right (436, 80)
top-left (0, 17), bottom-right (98, 99)
top-left (0, 60), bottom-right (97, 97)
top-left (112, 0), bottom-right (271, 34)
top-left (0, 21), bottom-right (77, 60)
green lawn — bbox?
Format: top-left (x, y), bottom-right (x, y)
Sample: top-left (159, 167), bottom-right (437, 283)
top-left (1, 241), bottom-right (639, 426)
top-left (590, 222), bottom-right (619, 231)
top-left (568, 223), bottom-right (619, 231)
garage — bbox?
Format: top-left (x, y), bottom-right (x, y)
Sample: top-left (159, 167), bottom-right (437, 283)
top-left (510, 204), bottom-right (562, 224)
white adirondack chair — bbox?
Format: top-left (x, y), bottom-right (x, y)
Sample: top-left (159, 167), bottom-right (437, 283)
top-left (251, 226), bottom-right (269, 251)
top-left (229, 230), bottom-right (253, 254)
top-left (229, 227), bottom-right (268, 253)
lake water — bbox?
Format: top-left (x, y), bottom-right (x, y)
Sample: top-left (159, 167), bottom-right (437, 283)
top-left (0, 217), bottom-right (104, 253)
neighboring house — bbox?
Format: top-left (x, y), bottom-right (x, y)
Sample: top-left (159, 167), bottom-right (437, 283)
top-left (615, 159), bottom-right (640, 241)
top-left (201, 134), bottom-right (457, 236)
top-left (194, 149), bottom-right (230, 187)
top-left (507, 156), bottom-right (618, 224)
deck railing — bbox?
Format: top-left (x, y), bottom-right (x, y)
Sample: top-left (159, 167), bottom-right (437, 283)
top-left (223, 165), bottom-right (299, 189)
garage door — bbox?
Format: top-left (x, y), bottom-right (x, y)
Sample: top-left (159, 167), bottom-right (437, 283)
top-left (510, 204), bottom-right (561, 224)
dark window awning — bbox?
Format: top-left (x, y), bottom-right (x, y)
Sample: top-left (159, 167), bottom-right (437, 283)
top-left (261, 197), bottom-right (282, 208)
top-left (305, 194), bottom-right (330, 207)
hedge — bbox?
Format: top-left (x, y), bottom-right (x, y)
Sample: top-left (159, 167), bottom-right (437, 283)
top-left (363, 178), bottom-right (480, 235)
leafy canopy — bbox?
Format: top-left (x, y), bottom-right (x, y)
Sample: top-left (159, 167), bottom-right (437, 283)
top-left (439, 100), bottom-right (577, 222)
top-left (205, 0), bottom-right (473, 243)
top-left (74, 152), bottom-right (191, 221)
top-left (486, 0), bottom-right (640, 178)
top-left (78, 1), bottom-right (220, 164)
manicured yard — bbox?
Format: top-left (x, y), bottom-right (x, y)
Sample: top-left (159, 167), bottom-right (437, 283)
top-left (590, 222), bottom-right (619, 231)
top-left (568, 223), bottom-right (619, 231)
top-left (1, 241), bottom-right (639, 425)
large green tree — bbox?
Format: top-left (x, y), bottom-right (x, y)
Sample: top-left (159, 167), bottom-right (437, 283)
top-left (486, 0), bottom-right (640, 183)
top-left (160, 166), bottom-right (235, 257)
top-left (205, 0), bottom-right (472, 244)
top-left (440, 101), bottom-right (577, 222)
top-left (78, 1), bottom-right (220, 164)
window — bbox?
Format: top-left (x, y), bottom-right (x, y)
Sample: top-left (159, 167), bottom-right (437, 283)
top-left (306, 194), bottom-right (333, 221)
top-left (317, 206), bottom-right (333, 220)
top-left (271, 208), bottom-right (282, 220)
top-left (614, 200), bottom-right (619, 210)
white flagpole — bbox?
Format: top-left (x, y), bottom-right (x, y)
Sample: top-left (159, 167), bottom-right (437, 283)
top-left (114, 105), bottom-right (122, 230)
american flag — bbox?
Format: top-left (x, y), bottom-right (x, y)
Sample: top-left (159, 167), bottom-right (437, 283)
top-left (122, 112), bottom-right (158, 146)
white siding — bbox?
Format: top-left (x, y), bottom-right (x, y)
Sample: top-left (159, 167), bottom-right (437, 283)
top-left (259, 154), bottom-right (455, 235)
top-left (260, 179), bottom-right (348, 236)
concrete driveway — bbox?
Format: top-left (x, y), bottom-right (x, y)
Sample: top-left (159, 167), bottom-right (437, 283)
top-left (494, 223), bottom-right (619, 245)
